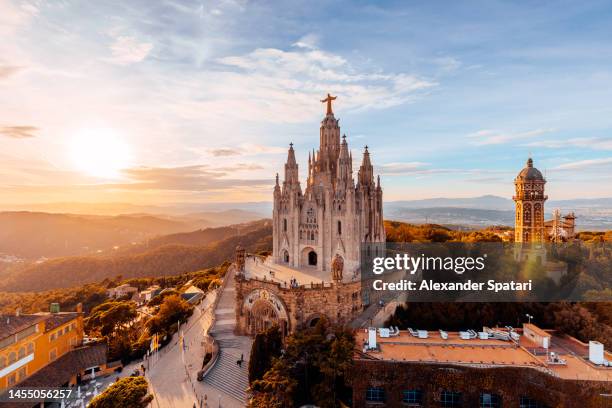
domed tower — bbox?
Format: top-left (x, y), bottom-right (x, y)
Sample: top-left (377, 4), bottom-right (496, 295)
top-left (513, 157), bottom-right (548, 243)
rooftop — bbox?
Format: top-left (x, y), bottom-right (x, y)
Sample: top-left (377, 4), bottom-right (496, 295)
top-left (356, 327), bottom-right (612, 382)
top-left (38, 312), bottom-right (81, 332)
top-left (523, 323), bottom-right (551, 338)
top-left (0, 315), bottom-right (47, 341)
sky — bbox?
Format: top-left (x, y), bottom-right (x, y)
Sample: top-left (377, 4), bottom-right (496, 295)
top-left (1, 0), bottom-right (612, 208)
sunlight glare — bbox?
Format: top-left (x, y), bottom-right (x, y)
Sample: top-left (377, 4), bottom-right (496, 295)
top-left (70, 128), bottom-right (131, 178)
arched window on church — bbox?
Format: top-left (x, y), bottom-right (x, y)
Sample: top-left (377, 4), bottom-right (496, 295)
top-left (283, 218), bottom-right (287, 232)
top-left (337, 220), bottom-right (342, 235)
top-left (310, 232), bottom-right (315, 241)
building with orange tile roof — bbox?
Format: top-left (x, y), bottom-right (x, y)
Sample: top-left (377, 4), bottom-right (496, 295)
top-left (0, 303), bottom-right (109, 394)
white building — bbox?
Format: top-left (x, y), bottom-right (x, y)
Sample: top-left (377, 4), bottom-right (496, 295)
top-left (106, 284), bottom-right (138, 299)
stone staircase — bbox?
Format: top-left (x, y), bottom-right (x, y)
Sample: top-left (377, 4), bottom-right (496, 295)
top-left (203, 349), bottom-right (249, 403)
top-left (204, 266), bottom-right (253, 404)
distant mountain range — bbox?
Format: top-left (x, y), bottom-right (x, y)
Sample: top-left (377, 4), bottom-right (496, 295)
top-left (0, 209), bottom-right (263, 259)
top-left (1, 196), bottom-right (610, 261)
top-left (385, 195), bottom-right (612, 229)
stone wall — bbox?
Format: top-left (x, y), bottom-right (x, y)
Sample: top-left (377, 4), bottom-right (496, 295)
top-left (235, 273), bottom-right (363, 336)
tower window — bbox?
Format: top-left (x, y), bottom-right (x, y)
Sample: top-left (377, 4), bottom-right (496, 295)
top-left (337, 220), bottom-right (342, 235)
top-left (283, 218), bottom-right (287, 232)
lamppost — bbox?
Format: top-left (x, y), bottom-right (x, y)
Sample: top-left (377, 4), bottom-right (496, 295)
top-left (525, 314), bottom-right (533, 324)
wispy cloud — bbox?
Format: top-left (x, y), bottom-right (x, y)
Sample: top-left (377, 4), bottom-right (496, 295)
top-left (108, 35), bottom-right (153, 65)
top-left (117, 165), bottom-right (269, 191)
top-left (209, 148), bottom-right (241, 157)
top-left (0, 125), bottom-right (38, 138)
top-left (553, 158), bottom-right (612, 171)
top-left (468, 128), bottom-right (555, 145)
top-left (206, 144), bottom-right (287, 157)
top-left (292, 33), bottom-right (319, 50)
top-left (0, 64), bottom-right (25, 79)
top-left (212, 44), bottom-right (436, 122)
top-left (525, 137), bottom-right (612, 151)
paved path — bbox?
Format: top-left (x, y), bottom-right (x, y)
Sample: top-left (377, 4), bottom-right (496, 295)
top-left (204, 266), bottom-right (253, 406)
top-left (144, 292), bottom-right (217, 408)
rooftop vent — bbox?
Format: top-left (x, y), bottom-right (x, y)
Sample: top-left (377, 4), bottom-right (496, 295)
top-left (589, 341), bottom-right (605, 365)
top-left (368, 327), bottom-right (377, 349)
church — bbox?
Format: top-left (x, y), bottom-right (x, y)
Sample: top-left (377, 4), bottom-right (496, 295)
top-left (272, 94), bottom-right (385, 274)
top-left (233, 95), bottom-right (385, 336)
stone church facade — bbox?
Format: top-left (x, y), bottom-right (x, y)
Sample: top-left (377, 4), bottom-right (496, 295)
top-left (233, 95), bottom-right (385, 336)
top-left (272, 94), bottom-right (385, 274)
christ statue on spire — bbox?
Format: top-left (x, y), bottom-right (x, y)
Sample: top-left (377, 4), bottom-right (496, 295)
top-left (320, 93), bottom-right (337, 115)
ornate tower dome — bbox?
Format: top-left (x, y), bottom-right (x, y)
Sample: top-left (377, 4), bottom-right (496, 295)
top-left (513, 157), bottom-right (547, 243)
top-left (516, 157), bottom-right (545, 181)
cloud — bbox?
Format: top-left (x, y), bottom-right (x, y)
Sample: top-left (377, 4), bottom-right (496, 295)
top-left (432, 56), bottom-right (461, 72)
top-left (108, 35), bottom-right (153, 65)
top-left (212, 45), bottom-right (436, 123)
top-left (0, 125), bottom-right (38, 138)
top-left (553, 158), bottom-right (612, 171)
top-left (116, 165), bottom-right (270, 191)
top-left (0, 64), bottom-right (25, 79)
top-left (525, 137), bottom-right (612, 151)
top-left (209, 148), bottom-right (241, 157)
top-left (468, 128), bottom-right (555, 145)
top-left (207, 144), bottom-right (287, 157)
top-left (379, 162), bottom-right (431, 175)
top-left (217, 163), bottom-right (264, 171)
top-left (292, 34), bottom-right (319, 50)
top-left (379, 162), bottom-right (511, 178)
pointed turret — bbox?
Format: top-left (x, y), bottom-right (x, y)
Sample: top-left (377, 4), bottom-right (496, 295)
top-left (284, 142), bottom-right (299, 185)
top-left (336, 134), bottom-right (351, 183)
top-left (358, 145), bottom-right (374, 186)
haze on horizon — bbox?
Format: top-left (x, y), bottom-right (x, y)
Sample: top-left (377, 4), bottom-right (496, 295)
top-left (2, 0), bottom-right (612, 209)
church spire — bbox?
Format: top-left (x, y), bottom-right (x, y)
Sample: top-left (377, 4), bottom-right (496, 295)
top-left (284, 142), bottom-right (299, 185)
top-left (287, 142), bottom-right (297, 165)
top-left (336, 134), bottom-right (351, 183)
top-left (358, 145), bottom-right (374, 186)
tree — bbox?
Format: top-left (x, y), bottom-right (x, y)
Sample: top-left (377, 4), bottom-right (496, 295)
top-left (249, 318), bottom-right (355, 407)
top-left (248, 325), bottom-right (282, 384)
top-left (313, 328), bottom-right (355, 408)
top-left (147, 294), bottom-right (193, 335)
top-left (249, 359), bottom-right (296, 408)
top-left (89, 376), bottom-right (153, 408)
top-left (87, 301), bottom-right (137, 337)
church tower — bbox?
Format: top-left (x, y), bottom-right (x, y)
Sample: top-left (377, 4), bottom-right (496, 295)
top-left (513, 157), bottom-right (547, 243)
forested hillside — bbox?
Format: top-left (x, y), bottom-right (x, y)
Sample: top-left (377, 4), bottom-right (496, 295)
top-left (0, 220), bottom-right (271, 292)
top-left (0, 211), bottom-right (194, 259)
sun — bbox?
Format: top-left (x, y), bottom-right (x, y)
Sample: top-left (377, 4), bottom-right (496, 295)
top-left (70, 128), bottom-right (131, 178)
